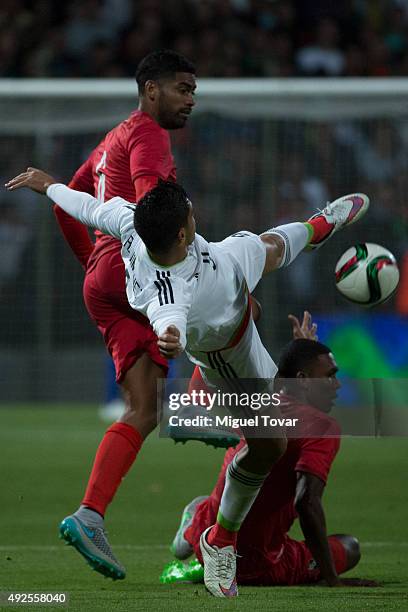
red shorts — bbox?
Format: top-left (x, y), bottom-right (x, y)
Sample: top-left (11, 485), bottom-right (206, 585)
top-left (185, 499), bottom-right (348, 586)
top-left (83, 245), bottom-right (168, 383)
top-left (234, 535), bottom-right (348, 586)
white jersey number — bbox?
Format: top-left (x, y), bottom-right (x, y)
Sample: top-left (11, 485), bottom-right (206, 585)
top-left (96, 150), bottom-right (107, 204)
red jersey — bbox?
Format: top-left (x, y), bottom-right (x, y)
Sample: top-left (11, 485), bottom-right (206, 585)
top-left (54, 110), bottom-right (176, 269)
top-left (200, 398), bottom-right (341, 555)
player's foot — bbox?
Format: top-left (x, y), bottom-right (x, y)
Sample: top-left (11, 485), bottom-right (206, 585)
top-left (160, 558), bottom-right (204, 584)
top-left (166, 404), bottom-right (240, 449)
top-left (169, 426), bottom-right (240, 449)
top-left (306, 193), bottom-right (370, 250)
top-left (59, 515), bottom-right (126, 580)
top-left (171, 495), bottom-right (208, 560)
top-left (199, 526), bottom-right (238, 598)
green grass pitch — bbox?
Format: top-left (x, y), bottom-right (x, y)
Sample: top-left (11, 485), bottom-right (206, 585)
top-left (0, 406), bottom-right (407, 611)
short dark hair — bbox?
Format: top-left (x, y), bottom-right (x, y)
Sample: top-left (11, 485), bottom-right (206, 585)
top-left (134, 180), bottom-right (191, 254)
top-left (135, 49), bottom-right (196, 93)
top-left (277, 339), bottom-right (331, 378)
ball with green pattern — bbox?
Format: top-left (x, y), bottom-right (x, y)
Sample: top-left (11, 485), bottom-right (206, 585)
top-left (335, 243), bottom-right (399, 306)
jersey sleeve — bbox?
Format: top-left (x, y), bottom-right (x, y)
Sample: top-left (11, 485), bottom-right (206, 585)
top-left (134, 175), bottom-right (160, 201)
top-left (295, 437), bottom-right (341, 484)
top-left (47, 184), bottom-right (134, 240)
top-left (128, 122), bottom-right (173, 182)
top-left (143, 275), bottom-right (193, 351)
top-left (53, 157), bottom-right (95, 269)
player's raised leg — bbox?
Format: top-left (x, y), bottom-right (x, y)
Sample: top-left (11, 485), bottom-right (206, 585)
top-left (260, 193), bottom-right (370, 274)
top-left (305, 193), bottom-right (370, 250)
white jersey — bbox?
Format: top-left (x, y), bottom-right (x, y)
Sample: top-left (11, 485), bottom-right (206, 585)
top-left (47, 184), bottom-right (275, 377)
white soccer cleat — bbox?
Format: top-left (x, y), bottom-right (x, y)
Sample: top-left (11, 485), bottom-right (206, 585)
top-left (199, 526), bottom-right (238, 598)
top-left (171, 495), bottom-right (209, 560)
top-left (307, 193), bottom-right (370, 250)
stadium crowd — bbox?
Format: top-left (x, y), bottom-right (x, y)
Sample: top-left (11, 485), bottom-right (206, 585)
top-left (0, 0), bottom-right (407, 351)
top-left (2, 0), bottom-right (408, 78)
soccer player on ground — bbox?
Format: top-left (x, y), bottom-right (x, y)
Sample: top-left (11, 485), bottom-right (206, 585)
top-left (47, 50), bottom-right (196, 580)
top-left (6, 171), bottom-right (369, 597)
top-left (164, 316), bottom-right (369, 588)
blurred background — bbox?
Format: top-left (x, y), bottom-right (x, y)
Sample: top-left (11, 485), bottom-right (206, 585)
top-left (0, 0), bottom-right (407, 403)
top-left (4, 0), bottom-right (408, 78)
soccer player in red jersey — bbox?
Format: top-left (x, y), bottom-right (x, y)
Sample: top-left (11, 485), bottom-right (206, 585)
top-left (168, 320), bottom-right (364, 588)
top-left (52, 50), bottom-right (196, 580)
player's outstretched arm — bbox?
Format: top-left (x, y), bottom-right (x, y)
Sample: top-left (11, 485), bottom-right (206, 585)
top-left (6, 167), bottom-right (132, 241)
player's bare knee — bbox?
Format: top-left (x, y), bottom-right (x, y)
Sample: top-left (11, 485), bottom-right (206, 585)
top-left (119, 410), bottom-right (158, 438)
top-left (119, 393), bottom-right (158, 437)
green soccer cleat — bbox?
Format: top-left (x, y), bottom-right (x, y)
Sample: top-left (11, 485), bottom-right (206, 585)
top-left (59, 515), bottom-right (126, 580)
top-left (171, 496), bottom-right (208, 560)
top-left (160, 558), bottom-right (204, 584)
top-left (170, 428), bottom-right (241, 449)
top-left (166, 404), bottom-right (241, 449)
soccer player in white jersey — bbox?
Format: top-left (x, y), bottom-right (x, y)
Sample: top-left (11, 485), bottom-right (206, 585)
top-left (6, 168), bottom-right (369, 598)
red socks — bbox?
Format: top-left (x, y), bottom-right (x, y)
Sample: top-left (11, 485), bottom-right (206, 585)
top-left (82, 422), bottom-right (143, 517)
top-left (306, 216), bottom-right (332, 244)
top-left (207, 523), bottom-right (237, 549)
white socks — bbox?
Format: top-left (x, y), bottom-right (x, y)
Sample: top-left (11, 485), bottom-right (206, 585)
top-left (264, 222), bottom-right (309, 268)
top-left (216, 455), bottom-right (268, 531)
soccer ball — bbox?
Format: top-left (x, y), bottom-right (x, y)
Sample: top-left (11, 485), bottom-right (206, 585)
top-left (335, 243), bottom-right (399, 306)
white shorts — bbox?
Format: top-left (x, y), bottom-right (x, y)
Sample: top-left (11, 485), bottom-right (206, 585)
top-left (213, 231), bottom-right (266, 293)
top-left (199, 319), bottom-right (278, 387)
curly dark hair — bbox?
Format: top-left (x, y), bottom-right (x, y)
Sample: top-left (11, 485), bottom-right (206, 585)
top-left (135, 49), bottom-right (196, 93)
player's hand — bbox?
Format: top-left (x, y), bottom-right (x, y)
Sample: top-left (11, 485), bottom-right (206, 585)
top-left (5, 167), bottom-right (56, 195)
top-left (157, 325), bottom-right (183, 358)
top-left (288, 311), bottom-right (318, 341)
